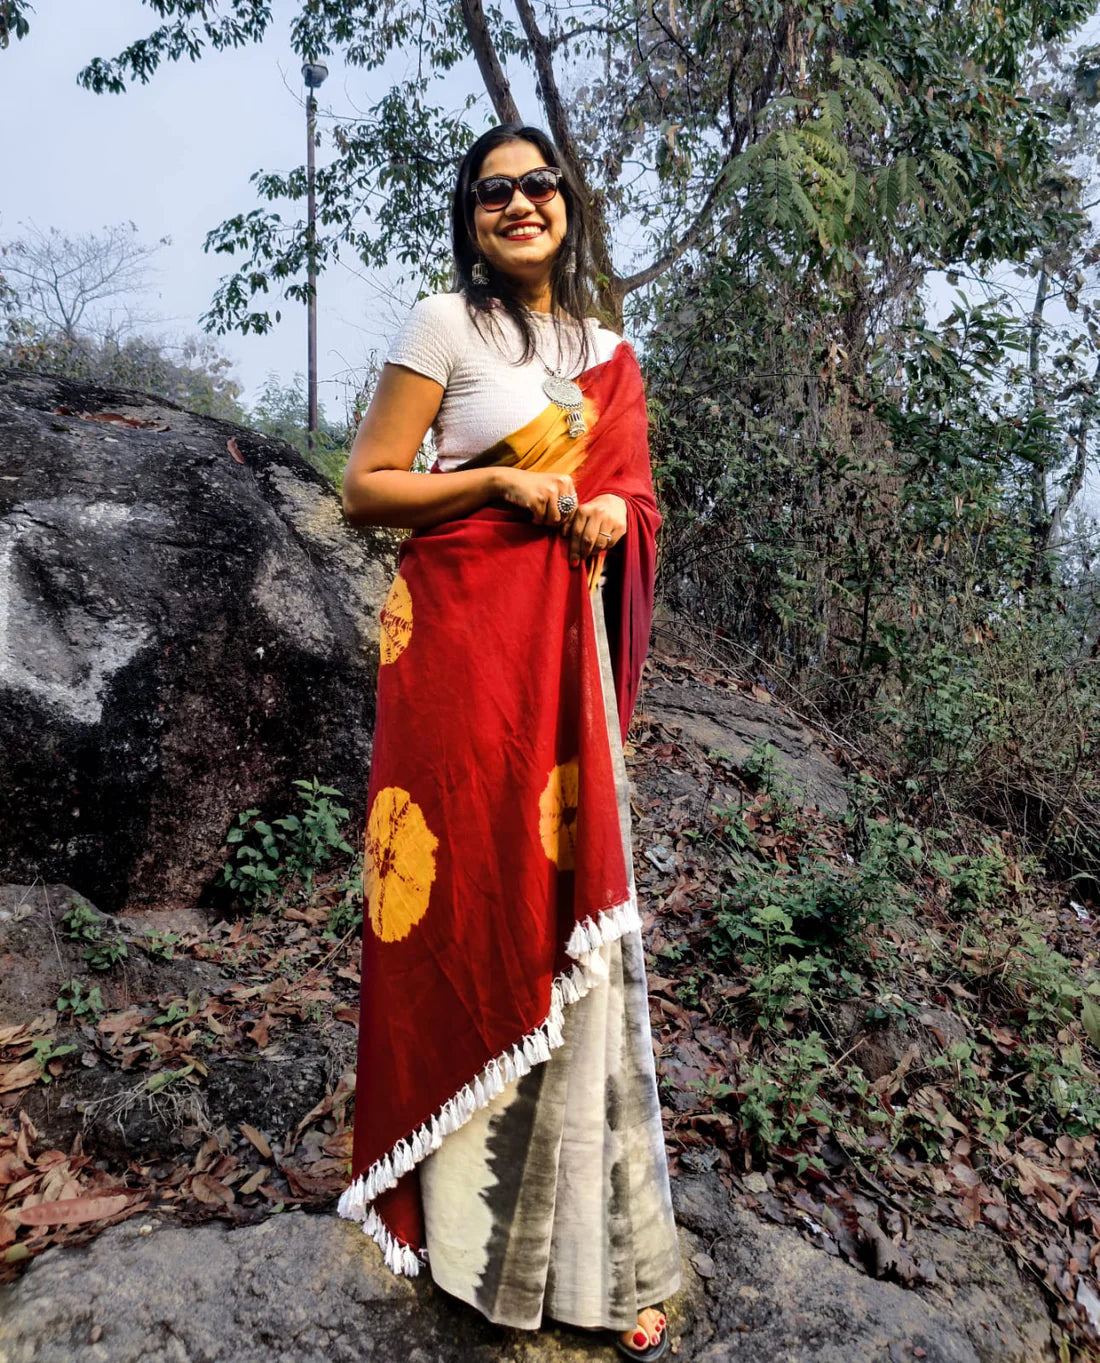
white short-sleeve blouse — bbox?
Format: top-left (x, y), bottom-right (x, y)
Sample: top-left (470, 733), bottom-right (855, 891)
top-left (385, 292), bottom-right (625, 471)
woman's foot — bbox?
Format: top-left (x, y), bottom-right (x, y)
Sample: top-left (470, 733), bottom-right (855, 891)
top-left (617, 1306), bottom-right (666, 1355)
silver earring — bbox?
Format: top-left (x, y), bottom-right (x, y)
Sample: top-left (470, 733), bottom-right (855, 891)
top-left (563, 251), bottom-right (577, 277)
top-left (472, 256), bottom-right (488, 285)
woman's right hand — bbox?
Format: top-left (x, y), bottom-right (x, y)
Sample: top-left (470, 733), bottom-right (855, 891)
top-left (494, 468), bottom-right (578, 527)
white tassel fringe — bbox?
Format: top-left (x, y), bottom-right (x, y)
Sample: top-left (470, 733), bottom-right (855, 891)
top-left (336, 891), bottom-right (642, 1277)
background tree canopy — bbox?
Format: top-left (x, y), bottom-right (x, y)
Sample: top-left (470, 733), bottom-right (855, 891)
top-left (44, 0), bottom-right (1099, 333)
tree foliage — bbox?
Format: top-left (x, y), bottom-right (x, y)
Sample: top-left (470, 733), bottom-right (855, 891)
top-left (249, 372), bottom-right (352, 484)
top-left (1, 321), bottom-right (247, 423)
top-left (0, 0), bottom-right (30, 48)
top-left (72, 0), bottom-right (1095, 331)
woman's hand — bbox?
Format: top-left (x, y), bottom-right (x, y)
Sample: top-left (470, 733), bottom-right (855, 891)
top-left (562, 493), bottom-right (628, 566)
top-left (495, 468), bottom-right (579, 526)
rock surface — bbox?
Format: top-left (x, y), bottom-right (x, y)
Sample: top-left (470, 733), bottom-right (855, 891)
top-left (0, 1171), bottom-right (1054, 1363)
top-left (641, 676), bottom-right (849, 816)
top-left (0, 369), bottom-right (394, 913)
top-left (0, 883), bottom-right (225, 1029)
top-left (673, 1175), bottom-right (1054, 1363)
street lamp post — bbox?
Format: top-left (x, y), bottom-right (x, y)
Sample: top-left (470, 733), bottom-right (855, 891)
top-left (302, 60), bottom-right (329, 454)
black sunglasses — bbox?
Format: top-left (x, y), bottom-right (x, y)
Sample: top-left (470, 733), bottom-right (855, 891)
top-left (470, 166), bottom-right (563, 212)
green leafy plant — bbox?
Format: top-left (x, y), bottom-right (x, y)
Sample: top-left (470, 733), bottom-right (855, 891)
top-left (140, 929), bottom-right (180, 961)
top-left (84, 937), bottom-right (128, 971)
top-left (218, 806), bottom-right (283, 907)
top-left (325, 855), bottom-right (364, 940)
top-left (218, 778), bottom-right (356, 910)
top-left (709, 815), bottom-right (913, 1021)
top-left (927, 836), bottom-right (1014, 915)
top-left (60, 897), bottom-right (129, 970)
top-left (55, 978), bottom-right (105, 1019)
top-left (742, 740), bottom-right (805, 810)
top-left (735, 1033), bottom-right (833, 1174)
top-left (26, 1036), bottom-right (79, 1082)
top-left (271, 778), bottom-right (355, 896)
top-left (60, 896), bottom-right (105, 942)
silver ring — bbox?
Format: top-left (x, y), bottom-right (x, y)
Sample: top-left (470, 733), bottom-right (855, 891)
top-left (557, 493), bottom-right (577, 516)
top-left (598, 531), bottom-right (612, 540)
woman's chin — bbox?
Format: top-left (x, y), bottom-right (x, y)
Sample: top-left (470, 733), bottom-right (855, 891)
top-left (490, 244), bottom-right (558, 272)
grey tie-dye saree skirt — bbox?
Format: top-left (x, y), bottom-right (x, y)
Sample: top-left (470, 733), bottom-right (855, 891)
top-left (417, 574), bottom-right (682, 1331)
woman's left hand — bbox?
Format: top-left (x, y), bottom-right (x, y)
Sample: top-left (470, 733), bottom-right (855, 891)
top-left (562, 493), bottom-right (628, 566)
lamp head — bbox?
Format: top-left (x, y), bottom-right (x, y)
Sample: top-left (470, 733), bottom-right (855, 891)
top-left (302, 61), bottom-right (329, 89)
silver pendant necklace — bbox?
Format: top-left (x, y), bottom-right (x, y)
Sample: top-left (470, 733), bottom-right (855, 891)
top-left (532, 314), bottom-right (587, 438)
top-left (542, 371), bottom-right (586, 438)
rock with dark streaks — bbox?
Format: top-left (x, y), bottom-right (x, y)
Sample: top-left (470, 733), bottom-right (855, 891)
top-left (0, 369), bottom-right (394, 913)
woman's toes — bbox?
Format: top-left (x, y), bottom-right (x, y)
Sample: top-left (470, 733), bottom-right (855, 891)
top-left (635, 1306), bottom-right (664, 1345)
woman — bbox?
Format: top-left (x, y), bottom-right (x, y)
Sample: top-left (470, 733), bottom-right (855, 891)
top-left (337, 123), bottom-right (682, 1360)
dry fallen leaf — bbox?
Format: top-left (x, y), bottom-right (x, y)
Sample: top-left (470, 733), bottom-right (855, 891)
top-left (79, 411), bottom-right (169, 431)
top-left (15, 1194), bottom-right (132, 1226)
top-left (190, 1174), bottom-right (234, 1206)
top-left (0, 1060), bottom-right (43, 1094)
top-left (239, 1123), bottom-right (273, 1161)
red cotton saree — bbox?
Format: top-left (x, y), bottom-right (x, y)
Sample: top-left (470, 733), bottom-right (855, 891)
top-left (337, 337), bottom-right (661, 1275)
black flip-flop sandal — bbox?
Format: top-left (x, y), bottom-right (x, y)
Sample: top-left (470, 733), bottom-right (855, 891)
top-left (613, 1314), bottom-right (669, 1361)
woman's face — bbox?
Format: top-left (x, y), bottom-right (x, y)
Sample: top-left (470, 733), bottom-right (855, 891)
top-left (470, 139), bottom-right (568, 291)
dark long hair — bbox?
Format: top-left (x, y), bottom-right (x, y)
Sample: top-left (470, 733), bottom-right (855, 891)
top-left (450, 123), bottom-right (599, 371)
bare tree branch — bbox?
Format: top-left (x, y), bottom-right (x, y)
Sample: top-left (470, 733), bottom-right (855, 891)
top-left (550, 20), bottom-right (631, 49)
top-left (618, 7), bottom-right (792, 296)
top-left (1, 222), bottom-right (163, 342)
top-left (1048, 352), bottom-right (1100, 550)
top-left (459, 0), bottom-right (522, 124)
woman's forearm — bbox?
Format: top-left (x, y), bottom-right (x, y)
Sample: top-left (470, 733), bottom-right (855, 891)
top-left (343, 466), bottom-right (506, 530)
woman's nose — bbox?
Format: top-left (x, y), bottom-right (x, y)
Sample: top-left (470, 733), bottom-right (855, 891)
top-left (503, 188), bottom-right (536, 214)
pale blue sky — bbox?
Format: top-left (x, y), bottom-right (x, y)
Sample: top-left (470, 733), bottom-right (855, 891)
top-left (2, 0), bottom-right (487, 415)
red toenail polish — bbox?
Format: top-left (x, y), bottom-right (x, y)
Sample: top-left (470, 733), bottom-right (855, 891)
top-left (633, 1330), bottom-right (648, 1346)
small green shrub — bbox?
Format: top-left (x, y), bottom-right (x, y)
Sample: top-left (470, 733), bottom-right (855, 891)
top-left (55, 978), bottom-right (105, 1018)
top-left (927, 835), bottom-right (1015, 915)
top-left (60, 897), bottom-right (128, 970)
top-left (709, 813), bottom-right (915, 1020)
top-left (735, 1032), bottom-right (832, 1174)
top-left (218, 778), bottom-right (355, 910)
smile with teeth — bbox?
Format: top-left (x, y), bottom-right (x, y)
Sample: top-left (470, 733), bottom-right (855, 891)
top-left (502, 225), bottom-right (544, 239)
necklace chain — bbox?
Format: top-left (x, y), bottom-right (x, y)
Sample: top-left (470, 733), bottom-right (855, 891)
top-left (520, 309), bottom-right (588, 437)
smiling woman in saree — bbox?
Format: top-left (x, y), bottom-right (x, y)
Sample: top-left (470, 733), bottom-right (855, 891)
top-left (338, 123), bottom-right (681, 1361)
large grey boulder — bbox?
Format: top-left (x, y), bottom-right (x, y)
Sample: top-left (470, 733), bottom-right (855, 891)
top-left (0, 370), bottom-right (394, 913)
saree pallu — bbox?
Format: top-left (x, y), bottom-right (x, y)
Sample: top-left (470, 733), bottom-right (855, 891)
top-left (337, 339), bottom-right (664, 1278)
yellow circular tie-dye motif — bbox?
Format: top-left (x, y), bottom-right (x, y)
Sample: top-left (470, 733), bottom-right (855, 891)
top-left (379, 574), bottom-right (413, 665)
top-left (365, 786), bottom-right (439, 941)
top-left (538, 758), bottom-right (580, 871)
